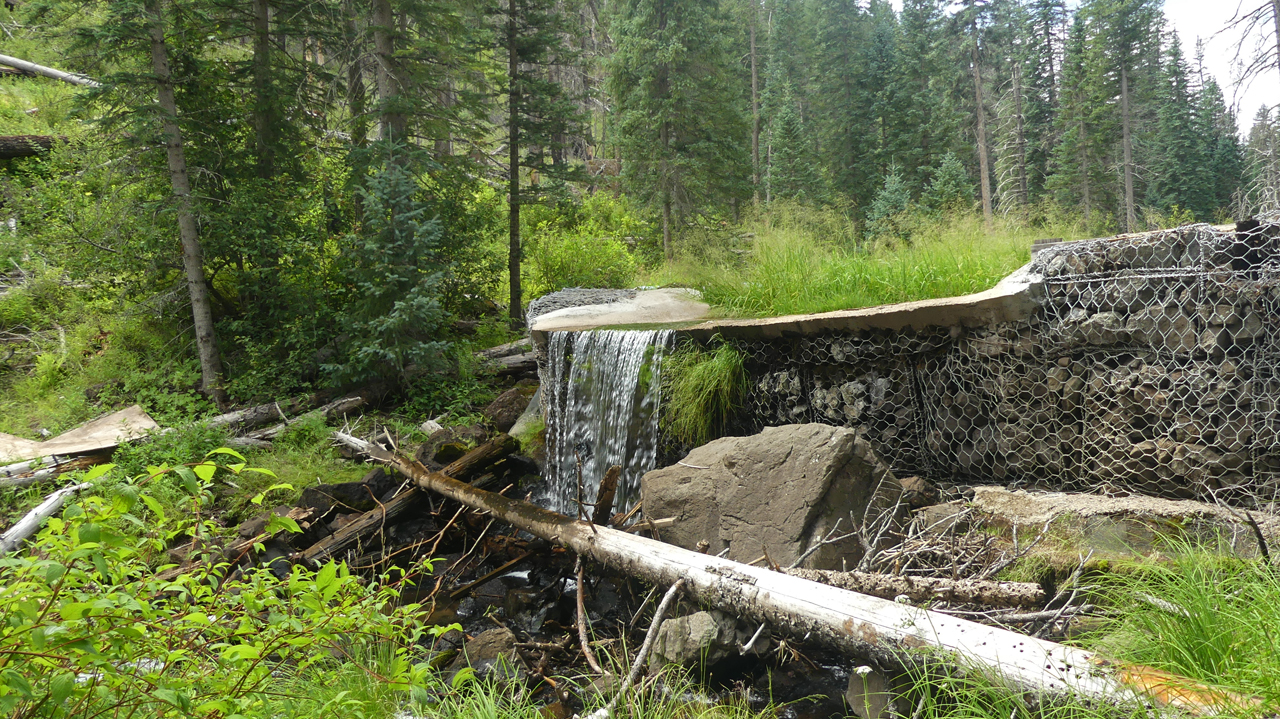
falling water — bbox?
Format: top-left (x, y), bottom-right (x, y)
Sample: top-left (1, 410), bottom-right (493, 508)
top-left (542, 329), bottom-right (675, 517)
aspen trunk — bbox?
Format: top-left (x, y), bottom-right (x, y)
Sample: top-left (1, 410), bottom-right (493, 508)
top-left (331, 431), bottom-right (1246, 714)
top-left (144, 0), bottom-right (228, 411)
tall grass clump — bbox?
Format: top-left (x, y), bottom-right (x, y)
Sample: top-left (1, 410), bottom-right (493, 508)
top-left (660, 202), bottom-right (1085, 318)
top-left (662, 339), bottom-right (748, 447)
top-left (901, 667), bottom-right (1152, 719)
top-left (1088, 547), bottom-right (1280, 707)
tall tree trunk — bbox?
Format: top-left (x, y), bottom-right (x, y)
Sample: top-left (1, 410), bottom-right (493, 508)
top-left (750, 15), bottom-right (760, 204)
top-left (1013, 63), bottom-right (1028, 205)
top-left (144, 0), bottom-right (228, 410)
top-left (508, 1), bottom-right (523, 325)
top-left (1273, 0), bottom-right (1280, 92)
top-left (971, 40), bottom-right (994, 227)
top-left (371, 0), bottom-right (405, 142)
top-left (1079, 115), bottom-right (1091, 225)
top-left (660, 120), bottom-right (672, 260)
top-left (1120, 63), bottom-right (1137, 232)
top-left (252, 0), bottom-right (274, 178)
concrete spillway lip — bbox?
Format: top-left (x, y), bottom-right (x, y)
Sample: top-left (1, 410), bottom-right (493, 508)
top-left (529, 266), bottom-right (1042, 343)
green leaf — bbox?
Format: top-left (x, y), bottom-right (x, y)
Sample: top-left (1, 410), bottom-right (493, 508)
top-left (1, 669), bottom-right (34, 699)
top-left (450, 666), bottom-right (476, 689)
top-left (192, 461), bottom-right (217, 482)
top-left (175, 466), bottom-right (200, 495)
top-left (206, 447), bottom-right (246, 461)
top-left (264, 514), bottom-right (301, 535)
top-left (251, 483), bottom-right (295, 505)
top-left (242, 467), bottom-right (278, 478)
top-left (48, 672), bottom-right (74, 705)
top-left (140, 495), bottom-right (165, 523)
top-left (77, 523), bottom-right (100, 545)
top-left (82, 463), bottom-right (115, 482)
top-left (44, 562), bottom-right (66, 583)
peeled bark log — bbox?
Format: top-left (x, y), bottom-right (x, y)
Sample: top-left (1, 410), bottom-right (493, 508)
top-left (0, 482), bottom-right (91, 555)
top-left (298, 434), bottom-right (517, 566)
top-left (783, 568), bottom-right (1044, 609)
top-left (204, 396), bottom-right (317, 433)
top-left (0, 455), bottom-right (106, 489)
top-left (331, 430), bottom-right (1251, 714)
top-left (0, 135), bottom-right (56, 160)
top-left (0, 54), bottom-right (100, 87)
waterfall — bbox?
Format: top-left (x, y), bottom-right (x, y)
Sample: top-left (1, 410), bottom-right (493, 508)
top-left (542, 329), bottom-right (675, 517)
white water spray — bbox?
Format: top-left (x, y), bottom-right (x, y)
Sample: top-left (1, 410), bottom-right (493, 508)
top-left (542, 329), bottom-right (674, 517)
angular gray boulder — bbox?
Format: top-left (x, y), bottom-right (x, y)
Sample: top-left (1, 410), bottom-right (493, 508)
top-left (640, 424), bottom-right (904, 570)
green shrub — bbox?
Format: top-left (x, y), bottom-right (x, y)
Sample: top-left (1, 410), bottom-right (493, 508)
top-left (661, 340), bottom-right (748, 447)
top-left (0, 460), bottom-right (444, 718)
top-left (526, 231), bottom-right (637, 298)
top-left (111, 423), bottom-right (231, 479)
top-left (275, 412), bottom-right (334, 452)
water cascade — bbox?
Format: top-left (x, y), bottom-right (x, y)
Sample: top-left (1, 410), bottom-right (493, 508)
top-left (542, 329), bottom-right (675, 517)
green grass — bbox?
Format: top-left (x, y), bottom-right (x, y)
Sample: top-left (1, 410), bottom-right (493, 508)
top-left (0, 77), bottom-right (84, 135)
top-left (661, 340), bottom-right (748, 447)
top-left (1087, 548), bottom-right (1280, 707)
top-left (655, 203), bottom-right (1085, 318)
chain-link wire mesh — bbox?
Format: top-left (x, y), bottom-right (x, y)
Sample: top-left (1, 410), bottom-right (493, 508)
top-left (679, 222), bottom-right (1280, 505)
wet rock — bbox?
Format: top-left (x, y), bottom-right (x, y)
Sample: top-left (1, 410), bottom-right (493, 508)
top-left (447, 627), bottom-right (525, 682)
top-left (483, 381), bottom-right (538, 433)
top-left (650, 610), bottom-right (768, 671)
top-left (415, 425), bottom-right (489, 468)
top-left (898, 476), bottom-right (938, 508)
top-left (642, 424), bottom-right (905, 570)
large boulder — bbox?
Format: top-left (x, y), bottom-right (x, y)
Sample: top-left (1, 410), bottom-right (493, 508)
top-left (641, 424), bottom-right (905, 570)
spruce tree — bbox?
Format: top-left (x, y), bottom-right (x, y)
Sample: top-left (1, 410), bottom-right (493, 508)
top-left (866, 165), bottom-right (912, 241)
top-left (922, 152), bottom-right (975, 215)
top-left (608, 0), bottom-right (751, 258)
top-left (1147, 34), bottom-right (1208, 220)
top-left (765, 79), bottom-right (826, 203)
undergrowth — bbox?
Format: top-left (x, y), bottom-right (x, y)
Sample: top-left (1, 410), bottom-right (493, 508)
top-left (661, 339), bottom-right (748, 447)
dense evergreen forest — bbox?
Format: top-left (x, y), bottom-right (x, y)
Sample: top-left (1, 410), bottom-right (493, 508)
top-left (0, 0), bottom-right (1275, 410)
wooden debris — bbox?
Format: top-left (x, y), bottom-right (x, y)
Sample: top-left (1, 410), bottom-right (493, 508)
top-left (0, 135), bottom-right (58, 160)
top-left (241, 395), bottom-right (365, 442)
top-left (331, 429), bottom-right (1251, 714)
top-left (0, 482), bottom-right (91, 555)
top-left (0, 54), bottom-right (100, 87)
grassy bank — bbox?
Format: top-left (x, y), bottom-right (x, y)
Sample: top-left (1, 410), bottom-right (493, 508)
top-left (653, 204), bottom-right (1085, 317)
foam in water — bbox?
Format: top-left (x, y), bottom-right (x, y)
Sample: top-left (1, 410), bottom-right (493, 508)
top-left (542, 329), bottom-right (674, 517)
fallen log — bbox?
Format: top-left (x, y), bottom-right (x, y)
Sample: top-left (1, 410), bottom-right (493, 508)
top-left (0, 482), bottom-right (91, 555)
top-left (204, 396), bottom-right (319, 433)
top-left (0, 454), bottom-right (107, 489)
top-left (0, 135), bottom-right (57, 160)
top-left (0, 54), bottom-right (100, 87)
top-left (784, 568), bottom-right (1045, 609)
top-left (331, 430), bottom-right (1250, 714)
top-left (242, 395), bottom-right (365, 442)
top-left (487, 351), bottom-right (537, 377)
top-left (297, 434), bottom-right (517, 567)
top-left (476, 338), bottom-right (532, 360)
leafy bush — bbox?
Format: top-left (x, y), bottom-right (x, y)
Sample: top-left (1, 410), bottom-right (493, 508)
top-left (0, 458), bottom-right (443, 718)
top-left (661, 339), bottom-right (748, 447)
top-left (522, 192), bottom-right (650, 299)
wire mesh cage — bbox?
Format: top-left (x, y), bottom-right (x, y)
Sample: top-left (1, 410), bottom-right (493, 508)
top-left (691, 221), bottom-right (1280, 506)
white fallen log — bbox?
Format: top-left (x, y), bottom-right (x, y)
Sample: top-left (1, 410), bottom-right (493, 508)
top-left (243, 395), bottom-right (365, 441)
top-left (0, 454), bottom-right (108, 489)
top-left (0, 54), bottom-right (100, 87)
top-left (332, 430), bottom-right (1252, 714)
top-left (0, 455), bottom-right (71, 479)
top-left (0, 482), bottom-right (91, 555)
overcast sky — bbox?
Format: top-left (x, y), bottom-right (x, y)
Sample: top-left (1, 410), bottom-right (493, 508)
top-left (884, 1), bottom-right (1277, 135)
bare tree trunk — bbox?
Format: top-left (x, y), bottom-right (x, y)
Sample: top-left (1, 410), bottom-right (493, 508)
top-left (1273, 0), bottom-right (1280, 91)
top-left (1013, 63), bottom-right (1028, 206)
top-left (971, 41), bottom-right (993, 228)
top-left (252, 0), bottom-right (274, 178)
top-left (750, 16), bottom-right (760, 204)
top-left (371, 0), bottom-right (405, 142)
top-left (508, 0), bottom-right (524, 325)
top-left (1079, 116), bottom-right (1091, 225)
top-left (145, 0), bottom-right (228, 410)
top-left (660, 120), bottom-right (672, 260)
top-left (1120, 63), bottom-right (1137, 232)
top-left (345, 1), bottom-right (368, 148)
top-left (0, 54), bottom-right (99, 87)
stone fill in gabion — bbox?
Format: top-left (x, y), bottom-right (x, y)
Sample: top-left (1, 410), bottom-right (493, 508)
top-left (703, 221), bottom-right (1280, 505)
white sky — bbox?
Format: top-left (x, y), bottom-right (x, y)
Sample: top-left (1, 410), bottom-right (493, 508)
top-left (883, 0), bottom-right (1278, 135)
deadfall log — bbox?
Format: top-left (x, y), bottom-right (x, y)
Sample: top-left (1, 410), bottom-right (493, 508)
top-left (298, 434), bottom-right (518, 567)
top-left (243, 395), bottom-right (365, 442)
top-left (0, 454), bottom-right (107, 489)
top-left (0, 135), bottom-right (57, 160)
top-left (332, 430), bottom-right (1248, 714)
top-left (784, 568), bottom-right (1045, 609)
top-left (0, 482), bottom-right (91, 555)
top-left (0, 54), bottom-right (100, 87)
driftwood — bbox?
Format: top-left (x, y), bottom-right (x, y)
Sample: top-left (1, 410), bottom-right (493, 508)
top-left (784, 568), bottom-right (1045, 609)
top-left (296, 434), bottom-right (517, 567)
top-left (0, 135), bottom-right (57, 160)
top-left (242, 395), bottom-right (365, 442)
top-left (331, 430), bottom-right (1249, 714)
top-left (0, 482), bottom-right (91, 555)
top-left (0, 54), bottom-right (100, 87)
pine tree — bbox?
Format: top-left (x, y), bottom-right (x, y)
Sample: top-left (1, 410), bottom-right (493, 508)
top-left (866, 165), bottom-right (912, 241)
top-left (894, 0), bottom-right (962, 194)
top-left (1147, 33), bottom-right (1208, 219)
top-left (765, 79), bottom-right (826, 203)
top-left (1195, 59), bottom-right (1244, 217)
top-left (608, 0), bottom-right (752, 258)
top-left (810, 0), bottom-right (876, 204)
